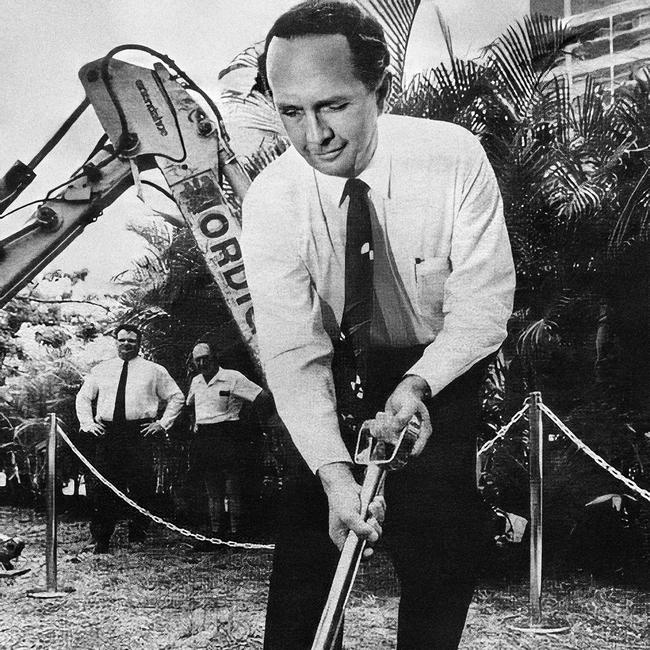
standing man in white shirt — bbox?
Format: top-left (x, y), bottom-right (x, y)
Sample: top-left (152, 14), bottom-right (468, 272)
top-left (187, 342), bottom-right (269, 545)
top-left (241, 1), bottom-right (516, 648)
top-left (76, 324), bottom-right (184, 553)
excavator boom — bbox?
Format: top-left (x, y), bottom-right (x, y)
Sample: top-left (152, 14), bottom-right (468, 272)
top-left (0, 51), bottom-right (260, 372)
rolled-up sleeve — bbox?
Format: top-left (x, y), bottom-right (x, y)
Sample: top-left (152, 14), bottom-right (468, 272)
top-left (75, 372), bottom-right (98, 432)
top-left (156, 368), bottom-right (184, 430)
top-left (242, 178), bottom-right (350, 473)
top-left (408, 136), bottom-right (515, 394)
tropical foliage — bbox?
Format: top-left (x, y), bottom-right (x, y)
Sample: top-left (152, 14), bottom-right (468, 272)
top-left (0, 272), bottom-right (115, 501)
top-left (392, 15), bottom-right (650, 406)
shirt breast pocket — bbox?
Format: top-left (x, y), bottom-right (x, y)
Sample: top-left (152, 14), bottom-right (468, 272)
top-left (414, 257), bottom-right (451, 332)
top-left (215, 389), bottom-right (230, 411)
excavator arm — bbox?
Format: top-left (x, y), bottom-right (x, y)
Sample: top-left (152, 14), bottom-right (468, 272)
top-left (0, 48), bottom-right (260, 372)
top-left (0, 146), bottom-right (137, 306)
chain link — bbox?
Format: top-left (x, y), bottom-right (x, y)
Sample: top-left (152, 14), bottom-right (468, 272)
top-left (55, 397), bottom-right (648, 551)
top-left (539, 404), bottom-right (650, 505)
top-left (477, 404), bottom-right (529, 457)
top-left (55, 423), bottom-right (274, 551)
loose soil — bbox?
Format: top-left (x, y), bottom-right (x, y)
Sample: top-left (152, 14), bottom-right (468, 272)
top-left (1, 507), bottom-right (648, 649)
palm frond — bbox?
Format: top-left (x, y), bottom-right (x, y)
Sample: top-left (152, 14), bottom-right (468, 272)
top-left (392, 58), bottom-right (493, 134)
top-left (434, 5), bottom-right (454, 65)
top-left (219, 88), bottom-right (285, 137)
top-left (357, 0), bottom-right (421, 96)
top-left (243, 138), bottom-right (291, 181)
top-left (217, 41), bottom-right (286, 148)
top-left (483, 14), bottom-right (582, 123)
top-left (610, 165), bottom-right (650, 251)
top-left (217, 42), bottom-right (263, 81)
top-left (542, 149), bottom-right (605, 224)
top-left (536, 75), bottom-right (571, 144)
top-left (516, 317), bottom-right (560, 358)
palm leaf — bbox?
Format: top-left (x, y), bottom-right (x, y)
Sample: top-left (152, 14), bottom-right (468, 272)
top-left (219, 88), bottom-right (285, 140)
top-left (392, 58), bottom-right (494, 134)
top-left (355, 0), bottom-right (421, 96)
top-left (516, 317), bottom-right (559, 359)
top-left (217, 41), bottom-right (286, 150)
top-left (217, 43), bottom-right (262, 81)
top-left (610, 165), bottom-right (650, 250)
top-left (434, 4), bottom-right (454, 64)
top-left (483, 14), bottom-right (583, 124)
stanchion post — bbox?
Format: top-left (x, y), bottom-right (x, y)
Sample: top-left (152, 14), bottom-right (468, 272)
top-left (508, 394), bottom-right (569, 634)
top-left (45, 412), bottom-right (58, 592)
top-left (27, 413), bottom-right (72, 598)
top-left (528, 392), bottom-right (543, 626)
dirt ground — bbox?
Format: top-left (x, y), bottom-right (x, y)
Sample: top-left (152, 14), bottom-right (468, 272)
top-left (1, 506), bottom-right (648, 649)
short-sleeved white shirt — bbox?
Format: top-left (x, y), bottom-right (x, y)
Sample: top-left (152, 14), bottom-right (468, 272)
top-left (186, 367), bottom-right (263, 425)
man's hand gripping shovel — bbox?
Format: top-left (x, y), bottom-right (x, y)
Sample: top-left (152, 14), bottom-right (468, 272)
top-left (311, 410), bottom-right (428, 650)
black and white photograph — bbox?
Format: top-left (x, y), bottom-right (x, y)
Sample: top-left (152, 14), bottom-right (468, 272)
top-left (1, 1), bottom-right (649, 648)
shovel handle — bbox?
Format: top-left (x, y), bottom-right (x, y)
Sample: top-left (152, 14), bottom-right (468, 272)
top-left (311, 463), bottom-right (385, 650)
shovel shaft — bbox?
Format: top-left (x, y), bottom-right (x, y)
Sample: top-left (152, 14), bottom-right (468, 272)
top-left (311, 464), bottom-right (385, 650)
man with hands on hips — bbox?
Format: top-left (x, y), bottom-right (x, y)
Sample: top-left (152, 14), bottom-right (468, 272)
top-left (76, 324), bottom-right (184, 553)
top-left (241, 2), bottom-right (515, 647)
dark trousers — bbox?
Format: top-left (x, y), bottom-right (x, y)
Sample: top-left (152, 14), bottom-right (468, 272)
top-left (190, 422), bottom-right (245, 533)
top-left (89, 420), bottom-right (156, 544)
top-left (264, 348), bottom-right (493, 650)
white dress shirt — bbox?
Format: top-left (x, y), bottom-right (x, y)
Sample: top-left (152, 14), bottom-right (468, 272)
top-left (187, 367), bottom-right (263, 425)
top-left (241, 115), bottom-right (516, 473)
top-left (76, 355), bottom-right (184, 431)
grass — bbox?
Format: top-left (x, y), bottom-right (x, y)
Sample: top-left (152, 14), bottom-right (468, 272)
top-left (1, 506), bottom-right (649, 649)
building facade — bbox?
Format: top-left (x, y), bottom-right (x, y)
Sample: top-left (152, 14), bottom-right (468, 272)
top-left (530, 0), bottom-right (650, 98)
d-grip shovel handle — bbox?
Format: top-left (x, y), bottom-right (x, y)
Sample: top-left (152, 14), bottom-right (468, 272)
top-left (311, 414), bottom-right (421, 650)
top-left (310, 463), bottom-right (384, 650)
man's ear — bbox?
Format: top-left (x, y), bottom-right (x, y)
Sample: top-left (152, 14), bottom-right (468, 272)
top-left (376, 71), bottom-right (392, 113)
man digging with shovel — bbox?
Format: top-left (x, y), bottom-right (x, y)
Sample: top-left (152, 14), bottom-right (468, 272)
top-left (241, 2), bottom-right (515, 647)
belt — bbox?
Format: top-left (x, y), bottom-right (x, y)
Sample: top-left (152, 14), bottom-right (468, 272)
top-left (196, 421), bottom-right (240, 432)
top-left (100, 418), bottom-right (154, 426)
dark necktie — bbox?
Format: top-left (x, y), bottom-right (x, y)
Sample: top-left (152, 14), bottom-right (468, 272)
top-left (333, 178), bottom-right (375, 435)
top-left (112, 360), bottom-right (129, 424)
top-left (341, 178), bottom-right (374, 384)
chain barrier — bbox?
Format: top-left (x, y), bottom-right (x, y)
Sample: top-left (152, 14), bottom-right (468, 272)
top-left (55, 398), bottom-right (648, 551)
top-left (539, 403), bottom-right (650, 505)
top-left (477, 403), bottom-right (529, 457)
top-left (55, 423), bottom-right (274, 551)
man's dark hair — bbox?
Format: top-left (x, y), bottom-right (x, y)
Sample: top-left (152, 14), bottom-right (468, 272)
top-left (115, 324), bottom-right (142, 345)
top-left (259, 0), bottom-right (390, 93)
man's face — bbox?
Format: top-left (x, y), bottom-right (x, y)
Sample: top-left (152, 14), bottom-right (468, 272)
top-left (192, 344), bottom-right (216, 377)
top-left (266, 33), bottom-right (384, 178)
top-left (116, 330), bottom-right (140, 360)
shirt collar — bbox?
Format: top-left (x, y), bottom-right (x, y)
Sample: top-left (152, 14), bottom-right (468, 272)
top-left (205, 366), bottom-right (223, 387)
top-left (312, 115), bottom-right (391, 206)
top-left (117, 355), bottom-right (139, 365)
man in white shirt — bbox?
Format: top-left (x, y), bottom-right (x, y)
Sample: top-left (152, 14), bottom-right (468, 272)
top-left (76, 324), bottom-right (184, 553)
top-left (187, 342), bottom-right (269, 545)
top-left (241, 2), bottom-right (516, 648)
